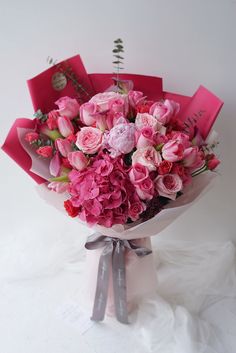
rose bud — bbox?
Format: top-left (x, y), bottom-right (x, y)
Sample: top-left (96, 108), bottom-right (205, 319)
top-left (25, 132), bottom-right (39, 143)
top-left (36, 146), bottom-right (53, 158)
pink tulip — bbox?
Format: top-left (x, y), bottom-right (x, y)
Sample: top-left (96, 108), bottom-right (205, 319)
top-left (55, 138), bottom-right (72, 157)
top-left (68, 151), bottom-right (88, 171)
top-left (57, 116), bottom-right (74, 137)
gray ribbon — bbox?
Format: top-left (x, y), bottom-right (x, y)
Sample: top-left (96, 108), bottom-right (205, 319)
top-left (85, 233), bottom-right (152, 324)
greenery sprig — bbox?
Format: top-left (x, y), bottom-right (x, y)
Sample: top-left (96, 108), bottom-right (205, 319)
top-left (112, 38), bottom-right (124, 91)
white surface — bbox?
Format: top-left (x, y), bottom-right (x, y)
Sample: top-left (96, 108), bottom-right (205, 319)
top-left (0, 0), bottom-right (236, 352)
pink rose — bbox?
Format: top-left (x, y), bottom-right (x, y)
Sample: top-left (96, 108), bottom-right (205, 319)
top-left (135, 113), bottom-right (159, 131)
top-left (149, 99), bottom-right (180, 125)
top-left (129, 163), bottom-right (149, 184)
top-left (128, 200), bottom-right (146, 221)
top-left (158, 160), bottom-right (173, 175)
top-left (90, 92), bottom-right (123, 112)
top-left (108, 97), bottom-right (128, 116)
top-left (47, 110), bottom-right (60, 130)
top-left (136, 177), bottom-right (154, 200)
top-left (106, 123), bottom-right (136, 157)
top-left (55, 138), bottom-right (72, 157)
top-left (79, 102), bottom-right (97, 126)
top-left (128, 90), bottom-right (145, 108)
top-left (183, 146), bottom-right (205, 170)
top-left (57, 116), bottom-right (74, 137)
top-left (25, 132), bottom-right (39, 143)
top-left (76, 127), bottom-right (103, 154)
top-left (162, 140), bottom-right (184, 162)
top-left (68, 151), bottom-right (88, 171)
top-left (132, 146), bottom-right (162, 171)
top-left (136, 126), bottom-right (155, 148)
top-left (55, 96), bottom-right (80, 119)
top-left (155, 174), bottom-right (183, 200)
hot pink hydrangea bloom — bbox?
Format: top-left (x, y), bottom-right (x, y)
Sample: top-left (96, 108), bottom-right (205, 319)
top-left (68, 153), bottom-right (145, 227)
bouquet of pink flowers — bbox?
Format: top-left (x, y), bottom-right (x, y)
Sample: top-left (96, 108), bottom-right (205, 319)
top-left (2, 43), bottom-right (223, 324)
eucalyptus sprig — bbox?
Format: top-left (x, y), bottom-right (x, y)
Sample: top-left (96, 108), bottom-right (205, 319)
top-left (112, 38), bottom-right (124, 91)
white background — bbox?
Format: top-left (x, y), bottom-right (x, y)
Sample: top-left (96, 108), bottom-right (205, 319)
top-left (0, 1), bottom-right (236, 352)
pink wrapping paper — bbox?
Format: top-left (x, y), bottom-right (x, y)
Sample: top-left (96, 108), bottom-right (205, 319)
top-left (85, 237), bottom-right (157, 317)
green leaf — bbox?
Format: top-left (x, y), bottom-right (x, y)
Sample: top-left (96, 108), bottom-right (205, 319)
top-left (112, 60), bottom-right (124, 64)
top-left (114, 38), bottom-right (123, 44)
top-left (114, 55), bottom-right (124, 60)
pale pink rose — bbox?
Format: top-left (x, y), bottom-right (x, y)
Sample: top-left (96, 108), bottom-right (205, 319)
top-left (108, 97), bottom-right (129, 116)
top-left (55, 138), bottom-right (72, 157)
top-left (80, 102), bottom-right (97, 126)
top-left (183, 146), bottom-right (205, 170)
top-left (132, 146), bottom-right (162, 171)
top-left (129, 163), bottom-right (149, 184)
top-left (68, 151), bottom-right (88, 171)
top-left (149, 99), bottom-right (180, 125)
top-left (57, 116), bottom-right (74, 137)
top-left (55, 96), bottom-right (80, 119)
top-left (106, 123), bottom-right (136, 157)
top-left (90, 92), bottom-right (124, 112)
top-left (128, 91), bottom-right (145, 108)
top-left (135, 113), bottom-right (159, 131)
top-left (49, 152), bottom-right (61, 176)
top-left (136, 127), bottom-right (155, 148)
top-left (155, 174), bottom-right (183, 200)
top-left (76, 127), bottom-right (103, 154)
top-left (136, 177), bottom-right (154, 200)
top-left (162, 140), bottom-right (184, 162)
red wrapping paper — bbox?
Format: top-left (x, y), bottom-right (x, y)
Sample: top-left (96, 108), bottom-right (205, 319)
top-left (1, 54), bottom-right (223, 184)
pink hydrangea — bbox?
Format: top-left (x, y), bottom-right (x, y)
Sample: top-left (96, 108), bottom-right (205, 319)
top-left (67, 153), bottom-right (144, 227)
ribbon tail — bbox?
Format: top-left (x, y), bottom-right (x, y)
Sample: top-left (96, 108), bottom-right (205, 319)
top-left (91, 243), bottom-right (113, 322)
top-left (112, 241), bottom-right (129, 324)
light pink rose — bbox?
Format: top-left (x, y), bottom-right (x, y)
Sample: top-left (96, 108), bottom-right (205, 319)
top-left (57, 116), bottom-right (74, 137)
top-left (129, 163), bottom-right (149, 184)
top-left (136, 127), bottom-right (155, 148)
top-left (55, 96), bottom-right (80, 119)
top-left (79, 102), bottom-right (97, 126)
top-left (132, 146), bottom-right (162, 171)
top-left (135, 113), bottom-right (159, 131)
top-left (136, 177), bottom-right (154, 200)
top-left (155, 174), bottom-right (183, 200)
top-left (106, 123), bottom-right (136, 157)
top-left (76, 127), bottom-right (103, 154)
top-left (128, 90), bottom-right (145, 108)
top-left (68, 151), bottom-right (88, 171)
top-left (149, 99), bottom-right (180, 125)
top-left (90, 92), bottom-right (124, 112)
top-left (162, 140), bottom-right (184, 162)
top-left (108, 97), bottom-right (128, 116)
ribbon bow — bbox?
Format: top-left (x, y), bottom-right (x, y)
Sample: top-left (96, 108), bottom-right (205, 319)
top-left (85, 233), bottom-right (152, 324)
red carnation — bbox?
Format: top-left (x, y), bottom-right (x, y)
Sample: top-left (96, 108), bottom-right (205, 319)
top-left (64, 200), bottom-right (79, 218)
